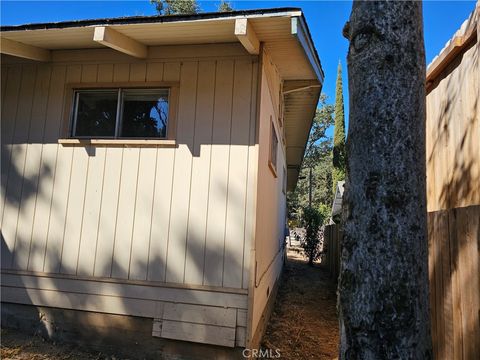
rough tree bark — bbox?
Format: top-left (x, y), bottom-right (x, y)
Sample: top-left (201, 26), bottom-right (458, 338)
top-left (339, 1), bottom-right (432, 359)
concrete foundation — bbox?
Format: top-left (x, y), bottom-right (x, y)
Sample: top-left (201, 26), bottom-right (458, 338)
top-left (1, 303), bottom-right (245, 360)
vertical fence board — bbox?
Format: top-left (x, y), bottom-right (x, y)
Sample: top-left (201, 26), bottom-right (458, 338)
top-left (429, 205), bottom-right (479, 359)
top-left (448, 209), bottom-right (463, 360)
top-left (434, 213), bottom-right (446, 360)
top-left (458, 206), bottom-right (479, 358)
top-left (439, 211), bottom-right (454, 360)
top-left (428, 214), bottom-right (438, 359)
top-left (467, 206), bottom-right (480, 357)
top-left (324, 224), bottom-right (340, 282)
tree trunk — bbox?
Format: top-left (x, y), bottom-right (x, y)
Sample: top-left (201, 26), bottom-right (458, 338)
top-left (339, 1), bottom-right (431, 359)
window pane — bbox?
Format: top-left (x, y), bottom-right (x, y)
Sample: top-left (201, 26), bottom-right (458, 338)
top-left (270, 123), bottom-right (278, 170)
top-left (121, 89), bottom-right (169, 138)
top-left (74, 91), bottom-right (117, 137)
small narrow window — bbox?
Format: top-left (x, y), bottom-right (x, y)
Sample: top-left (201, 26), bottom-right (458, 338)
top-left (282, 166), bottom-right (287, 194)
top-left (269, 118), bottom-right (278, 177)
top-left (71, 88), bottom-right (169, 139)
top-left (278, 83), bottom-right (284, 128)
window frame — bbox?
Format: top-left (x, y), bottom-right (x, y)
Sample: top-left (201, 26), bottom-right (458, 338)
top-left (62, 81), bottom-right (179, 143)
top-left (278, 81), bottom-right (284, 129)
top-left (71, 87), bottom-right (170, 139)
top-left (268, 116), bottom-right (279, 178)
top-left (70, 88), bottom-right (120, 139)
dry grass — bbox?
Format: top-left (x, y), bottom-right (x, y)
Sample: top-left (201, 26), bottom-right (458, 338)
top-left (261, 248), bottom-right (339, 359)
top-left (1, 329), bottom-right (108, 360)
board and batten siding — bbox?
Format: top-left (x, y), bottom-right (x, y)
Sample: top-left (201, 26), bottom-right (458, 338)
top-left (1, 43), bottom-right (258, 347)
top-left (248, 48), bottom-right (287, 346)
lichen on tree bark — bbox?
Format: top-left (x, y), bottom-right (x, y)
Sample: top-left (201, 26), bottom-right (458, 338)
top-left (339, 1), bottom-right (432, 359)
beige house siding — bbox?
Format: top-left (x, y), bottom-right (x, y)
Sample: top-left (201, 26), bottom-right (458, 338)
top-left (248, 48), bottom-right (287, 344)
top-left (1, 43), bottom-right (259, 347)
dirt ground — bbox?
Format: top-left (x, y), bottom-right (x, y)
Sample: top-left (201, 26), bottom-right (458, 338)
top-left (261, 247), bottom-right (339, 359)
top-left (1, 329), bottom-right (106, 360)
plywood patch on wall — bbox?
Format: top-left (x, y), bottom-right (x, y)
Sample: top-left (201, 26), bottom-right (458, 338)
top-left (152, 303), bottom-right (239, 347)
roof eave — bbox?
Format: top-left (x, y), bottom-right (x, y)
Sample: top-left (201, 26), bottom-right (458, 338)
top-left (291, 15), bottom-right (325, 84)
top-left (0, 8), bottom-right (302, 32)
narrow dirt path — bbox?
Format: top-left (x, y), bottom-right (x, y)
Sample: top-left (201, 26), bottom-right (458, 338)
top-left (261, 249), bottom-right (339, 359)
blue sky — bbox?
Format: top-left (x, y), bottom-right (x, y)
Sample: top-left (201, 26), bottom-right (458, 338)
top-left (1, 1), bottom-right (476, 136)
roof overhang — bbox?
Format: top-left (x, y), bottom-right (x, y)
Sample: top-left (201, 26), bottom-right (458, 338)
top-left (0, 8), bottom-right (323, 82)
top-left (284, 80), bottom-right (321, 191)
top-left (1, 8), bottom-right (324, 191)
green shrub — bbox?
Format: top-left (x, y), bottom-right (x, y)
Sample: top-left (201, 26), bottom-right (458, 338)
top-left (301, 206), bottom-right (324, 265)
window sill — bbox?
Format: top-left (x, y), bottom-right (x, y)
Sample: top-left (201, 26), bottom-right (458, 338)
top-left (58, 138), bottom-right (177, 147)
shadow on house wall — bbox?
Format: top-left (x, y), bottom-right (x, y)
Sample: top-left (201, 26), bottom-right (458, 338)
top-left (1, 62), bottom-right (253, 359)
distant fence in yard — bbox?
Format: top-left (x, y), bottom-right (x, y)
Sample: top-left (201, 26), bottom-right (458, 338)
top-left (428, 205), bottom-right (480, 360)
top-left (323, 224), bottom-right (341, 282)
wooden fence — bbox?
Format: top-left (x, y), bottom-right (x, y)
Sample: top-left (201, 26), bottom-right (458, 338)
top-left (428, 205), bottom-right (480, 359)
top-left (425, 6), bottom-right (479, 215)
top-left (324, 205), bottom-right (480, 358)
top-left (323, 224), bottom-right (341, 281)
top-left (425, 5), bottom-right (479, 358)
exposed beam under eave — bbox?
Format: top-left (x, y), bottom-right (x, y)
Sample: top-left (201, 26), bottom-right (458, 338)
top-left (0, 37), bottom-right (51, 62)
top-left (93, 26), bottom-right (148, 58)
top-left (234, 18), bottom-right (260, 55)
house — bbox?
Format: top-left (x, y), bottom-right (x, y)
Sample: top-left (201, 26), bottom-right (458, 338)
top-left (331, 180), bottom-right (344, 222)
top-left (0, 8), bottom-right (323, 357)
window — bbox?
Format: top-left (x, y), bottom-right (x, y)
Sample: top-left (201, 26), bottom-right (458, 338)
top-left (269, 118), bottom-right (278, 177)
top-left (71, 88), bottom-right (169, 138)
top-left (278, 83), bottom-right (284, 128)
top-left (282, 166), bottom-right (287, 194)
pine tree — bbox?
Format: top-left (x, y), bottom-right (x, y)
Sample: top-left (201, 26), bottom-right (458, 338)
top-left (332, 61), bottom-right (346, 194)
top-left (339, 1), bottom-right (431, 357)
top-left (217, 1), bottom-right (233, 12)
top-left (151, 0), bottom-right (200, 15)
